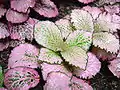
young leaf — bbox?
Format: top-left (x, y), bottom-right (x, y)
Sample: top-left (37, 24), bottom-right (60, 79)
top-left (4, 67), bottom-right (40, 90)
top-left (0, 22), bottom-right (9, 39)
top-left (94, 13), bottom-right (119, 33)
top-left (6, 9), bottom-right (29, 23)
top-left (8, 43), bottom-right (39, 69)
top-left (38, 48), bottom-right (62, 64)
top-left (44, 72), bottom-right (71, 90)
top-left (10, 0), bottom-right (36, 13)
top-left (70, 76), bottom-right (93, 90)
top-left (93, 32), bottom-right (119, 53)
top-left (33, 0), bottom-right (58, 18)
top-left (55, 19), bottom-right (73, 39)
top-left (73, 52), bottom-right (101, 79)
top-left (66, 30), bottom-right (92, 51)
top-left (34, 21), bottom-right (66, 51)
top-left (61, 46), bottom-right (88, 69)
top-left (41, 63), bottom-right (72, 80)
top-left (0, 66), bottom-right (3, 87)
top-left (71, 9), bottom-right (94, 32)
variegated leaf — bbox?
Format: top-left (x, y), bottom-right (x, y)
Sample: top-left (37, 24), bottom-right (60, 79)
top-left (66, 30), bottom-right (92, 51)
top-left (34, 21), bottom-right (67, 51)
top-left (4, 67), bottom-right (40, 90)
top-left (93, 32), bottom-right (119, 53)
top-left (73, 52), bottom-right (101, 79)
top-left (61, 46), bottom-right (88, 69)
top-left (94, 13), bottom-right (119, 33)
top-left (71, 9), bottom-right (94, 32)
top-left (38, 48), bottom-right (62, 64)
top-left (55, 19), bottom-right (73, 39)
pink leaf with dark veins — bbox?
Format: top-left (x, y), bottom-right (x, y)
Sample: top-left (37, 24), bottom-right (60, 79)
top-left (33, 0), bottom-right (58, 18)
top-left (8, 43), bottom-right (39, 69)
top-left (10, 0), bottom-right (36, 13)
top-left (8, 18), bottom-right (36, 40)
top-left (0, 22), bottom-right (9, 39)
top-left (4, 67), bottom-right (40, 90)
top-left (0, 5), bottom-right (7, 19)
top-left (6, 9), bottom-right (29, 23)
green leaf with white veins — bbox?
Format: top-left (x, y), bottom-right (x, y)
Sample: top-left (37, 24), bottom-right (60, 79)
top-left (38, 48), bottom-right (63, 64)
top-left (71, 9), bottom-right (94, 32)
top-left (61, 46), bottom-right (88, 69)
top-left (93, 32), bottom-right (119, 53)
top-left (66, 30), bottom-right (92, 51)
top-left (34, 21), bottom-right (66, 51)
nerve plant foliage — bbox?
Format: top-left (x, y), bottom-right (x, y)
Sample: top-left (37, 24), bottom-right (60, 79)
top-left (0, 0), bottom-right (58, 24)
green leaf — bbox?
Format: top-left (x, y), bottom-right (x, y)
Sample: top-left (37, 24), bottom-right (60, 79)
top-left (0, 66), bottom-right (3, 87)
top-left (38, 48), bottom-right (62, 64)
top-left (66, 30), bottom-right (92, 51)
top-left (71, 9), bottom-right (94, 32)
top-left (93, 32), bottom-right (119, 53)
top-left (61, 46), bottom-right (88, 69)
top-left (34, 21), bottom-right (65, 51)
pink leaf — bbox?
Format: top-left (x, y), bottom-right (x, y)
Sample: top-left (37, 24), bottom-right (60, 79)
top-left (8, 18), bottom-right (36, 40)
top-left (0, 42), bottom-right (9, 51)
top-left (44, 72), bottom-right (71, 90)
top-left (4, 67), bottom-right (40, 90)
top-left (33, 0), bottom-right (58, 18)
top-left (6, 9), bottom-right (29, 23)
top-left (104, 5), bottom-right (120, 15)
top-left (78, 0), bottom-right (95, 4)
top-left (9, 40), bottom-right (25, 48)
top-left (83, 6), bottom-right (102, 19)
top-left (70, 76), bottom-right (93, 90)
top-left (0, 5), bottom-right (7, 19)
top-left (41, 63), bottom-right (72, 81)
top-left (8, 43), bottom-right (39, 69)
top-left (0, 22), bottom-right (9, 39)
top-left (10, 0), bottom-right (36, 13)
top-left (73, 52), bottom-right (101, 79)
top-left (108, 58), bottom-right (120, 78)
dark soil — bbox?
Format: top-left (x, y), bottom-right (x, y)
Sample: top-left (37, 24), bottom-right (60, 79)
top-left (0, 0), bottom-right (120, 90)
